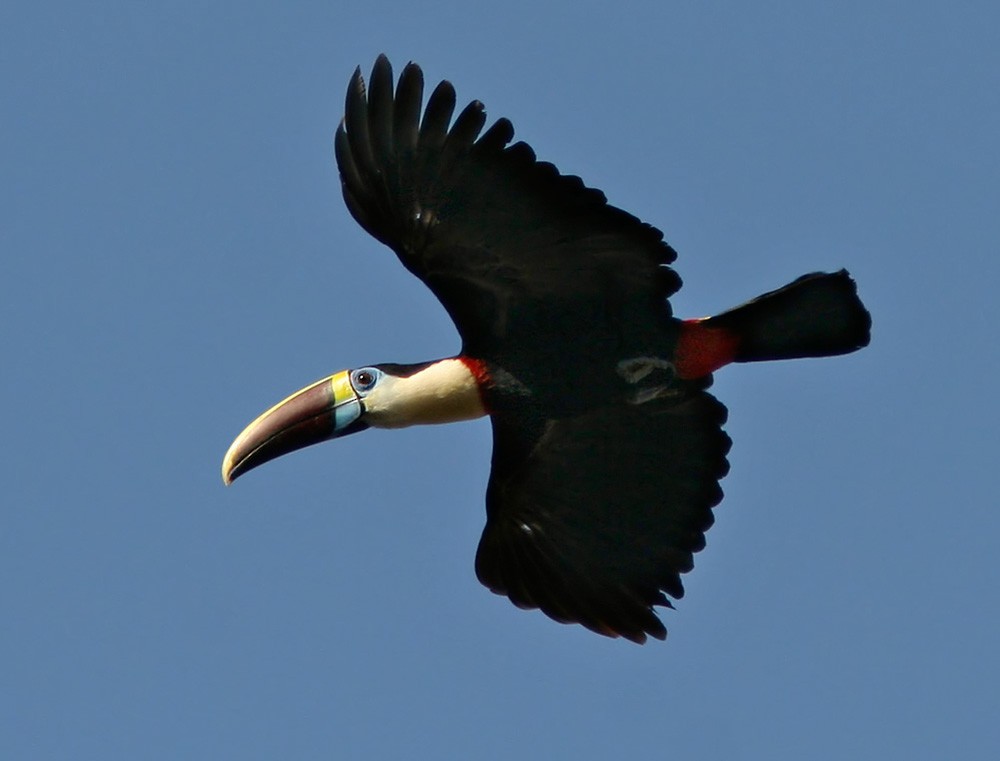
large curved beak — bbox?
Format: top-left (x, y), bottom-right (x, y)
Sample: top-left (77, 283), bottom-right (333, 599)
top-left (222, 371), bottom-right (367, 485)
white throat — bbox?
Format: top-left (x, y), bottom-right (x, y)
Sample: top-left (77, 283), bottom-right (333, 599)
top-left (363, 358), bottom-right (487, 428)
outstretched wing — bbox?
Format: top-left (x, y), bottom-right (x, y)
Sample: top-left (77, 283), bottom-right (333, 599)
top-left (475, 391), bottom-right (731, 643)
top-left (334, 55), bottom-right (680, 366)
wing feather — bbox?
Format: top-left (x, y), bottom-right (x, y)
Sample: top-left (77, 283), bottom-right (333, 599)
top-left (335, 57), bottom-right (680, 368)
top-left (419, 80), bottom-right (456, 151)
top-left (344, 67), bottom-right (378, 188)
top-left (367, 55), bottom-right (395, 162)
top-left (393, 62), bottom-right (423, 153)
top-left (476, 392), bottom-right (731, 643)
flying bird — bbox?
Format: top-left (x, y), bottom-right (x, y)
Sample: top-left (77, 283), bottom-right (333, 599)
top-left (222, 56), bottom-right (871, 643)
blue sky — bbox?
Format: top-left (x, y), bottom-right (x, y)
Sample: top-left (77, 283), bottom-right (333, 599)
top-left (3, 1), bottom-right (998, 758)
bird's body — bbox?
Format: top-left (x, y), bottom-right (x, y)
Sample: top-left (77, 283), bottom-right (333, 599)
top-left (223, 56), bottom-right (871, 643)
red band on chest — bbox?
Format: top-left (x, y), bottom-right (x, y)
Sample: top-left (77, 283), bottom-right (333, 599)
top-left (458, 356), bottom-right (493, 412)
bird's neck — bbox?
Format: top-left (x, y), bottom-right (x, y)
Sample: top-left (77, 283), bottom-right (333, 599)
top-left (367, 357), bottom-right (489, 428)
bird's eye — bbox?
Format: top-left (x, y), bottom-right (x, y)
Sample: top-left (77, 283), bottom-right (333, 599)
top-left (350, 368), bottom-right (381, 393)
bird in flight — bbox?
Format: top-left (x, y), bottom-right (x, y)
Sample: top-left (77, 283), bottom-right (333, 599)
top-left (222, 55), bottom-right (871, 643)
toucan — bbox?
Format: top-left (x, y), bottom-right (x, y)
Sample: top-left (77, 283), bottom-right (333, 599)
top-left (222, 56), bottom-right (871, 643)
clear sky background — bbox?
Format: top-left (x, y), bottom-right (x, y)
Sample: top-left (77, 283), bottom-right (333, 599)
top-left (3, 1), bottom-right (998, 758)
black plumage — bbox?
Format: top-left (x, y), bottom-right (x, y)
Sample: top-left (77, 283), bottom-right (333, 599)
top-left (335, 56), bottom-right (731, 642)
top-left (224, 55), bottom-right (869, 643)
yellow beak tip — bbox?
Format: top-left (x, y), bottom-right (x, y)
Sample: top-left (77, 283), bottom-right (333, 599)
top-left (221, 450), bottom-right (238, 486)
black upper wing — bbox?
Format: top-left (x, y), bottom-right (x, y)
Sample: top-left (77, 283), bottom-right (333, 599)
top-left (475, 392), bottom-right (731, 643)
top-left (334, 55), bottom-right (681, 366)
top-left (337, 57), bottom-right (726, 643)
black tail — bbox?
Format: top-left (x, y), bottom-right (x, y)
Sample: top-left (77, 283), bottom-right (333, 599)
top-left (705, 270), bottom-right (871, 362)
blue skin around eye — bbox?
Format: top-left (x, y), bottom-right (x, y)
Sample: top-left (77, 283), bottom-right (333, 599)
top-left (334, 368), bottom-right (378, 432)
top-left (351, 368), bottom-right (381, 394)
